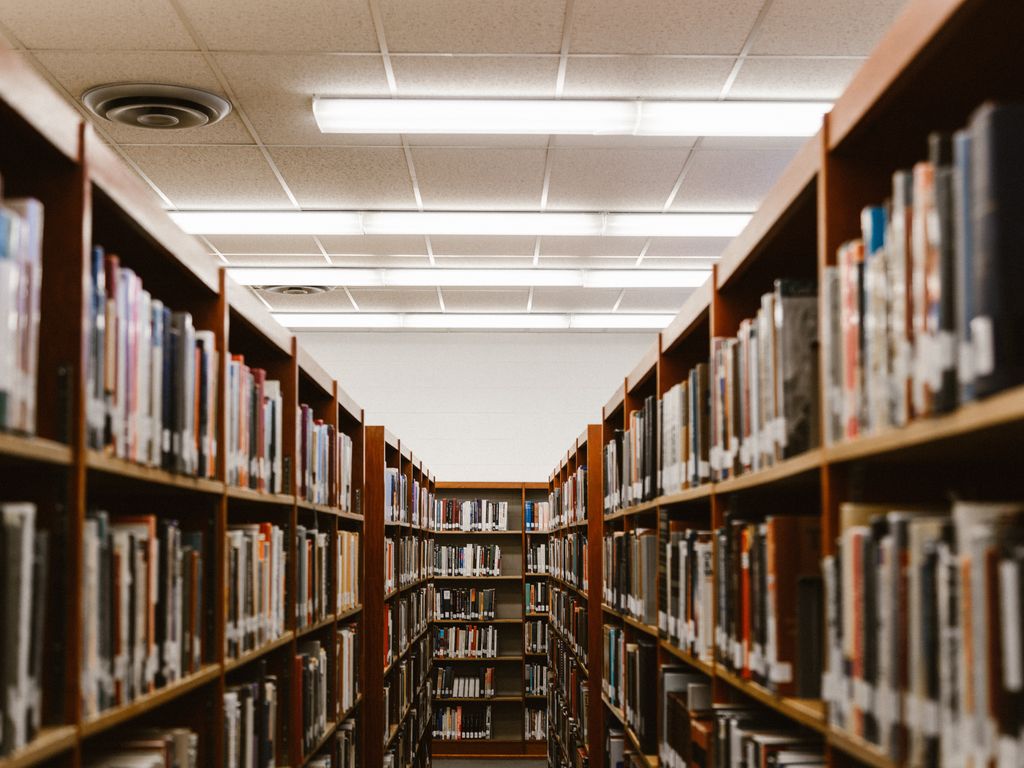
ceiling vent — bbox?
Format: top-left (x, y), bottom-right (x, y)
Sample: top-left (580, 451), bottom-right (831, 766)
top-left (258, 285), bottom-right (336, 296)
top-left (83, 83), bottom-right (232, 129)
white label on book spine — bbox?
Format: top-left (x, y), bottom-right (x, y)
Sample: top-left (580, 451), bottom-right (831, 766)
top-left (937, 330), bottom-right (956, 372)
top-left (853, 679), bottom-right (874, 712)
top-left (971, 316), bottom-right (995, 377)
top-left (996, 736), bottom-right (1017, 768)
top-left (999, 560), bottom-right (1023, 691)
top-left (770, 661), bottom-right (793, 684)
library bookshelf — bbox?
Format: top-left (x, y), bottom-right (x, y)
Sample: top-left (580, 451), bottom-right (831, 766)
top-left (558, 2), bottom-right (1024, 767)
top-left (430, 481), bottom-right (548, 759)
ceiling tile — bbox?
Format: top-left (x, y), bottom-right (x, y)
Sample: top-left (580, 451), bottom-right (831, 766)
top-left (30, 50), bottom-right (253, 144)
top-left (549, 135), bottom-right (696, 149)
top-left (268, 146), bottom-right (417, 208)
top-left (404, 135), bottom-right (551, 148)
top-left (539, 235), bottom-right (645, 258)
top-left (546, 147), bottom-right (689, 211)
top-left (347, 287), bottom-right (441, 311)
top-left (412, 148), bottom-right (547, 210)
top-left (441, 288), bottom-right (530, 312)
top-left (644, 237), bottom-right (732, 258)
top-left (320, 234), bottom-right (427, 256)
top-left (616, 287), bottom-right (693, 312)
top-left (214, 53), bottom-right (393, 145)
top-left (392, 55), bottom-right (558, 97)
top-left (208, 234), bottom-right (322, 254)
top-left (123, 145), bottom-right (292, 208)
top-left (538, 256), bottom-right (639, 268)
top-left (433, 256), bottom-right (536, 268)
top-left (697, 136), bottom-right (808, 151)
top-left (428, 235), bottom-right (537, 257)
top-left (224, 253), bottom-right (328, 266)
top-left (175, 0), bottom-right (378, 52)
top-left (562, 55), bottom-right (733, 98)
top-left (328, 255), bottom-right (432, 267)
top-left (570, 0), bottom-right (764, 54)
top-left (670, 147), bottom-right (798, 212)
top-left (641, 257), bottom-right (717, 270)
top-left (254, 287), bottom-right (355, 312)
top-left (380, 0), bottom-right (567, 54)
top-left (1, 0), bottom-right (194, 50)
top-left (750, 0), bottom-right (907, 56)
top-left (728, 57), bottom-right (864, 99)
top-left (531, 287), bottom-right (620, 312)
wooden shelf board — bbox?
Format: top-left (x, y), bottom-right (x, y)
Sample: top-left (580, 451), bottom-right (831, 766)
top-left (295, 613), bottom-right (337, 638)
top-left (86, 452), bottom-right (223, 494)
top-left (298, 720), bottom-right (337, 767)
top-left (0, 433), bottom-right (72, 466)
top-left (431, 530), bottom-right (522, 536)
top-left (662, 279), bottom-right (713, 352)
top-left (524, 572), bottom-right (547, 577)
top-left (827, 728), bottom-right (899, 768)
top-left (0, 726), bottom-right (77, 768)
top-left (225, 486), bottom-right (295, 506)
top-left (658, 640), bottom-right (715, 677)
top-left (336, 604), bottom-right (362, 621)
top-left (627, 341), bottom-right (660, 393)
top-left (432, 618), bottom-right (519, 624)
top-left (435, 696), bottom-right (524, 703)
top-left (431, 575), bottom-right (521, 581)
top-left (713, 448), bottom-right (824, 495)
top-left (384, 626), bottom-right (431, 676)
top-left (551, 623), bottom-right (588, 676)
top-left (398, 576), bottom-right (429, 594)
top-left (295, 499), bottom-right (347, 517)
top-left (80, 665), bottom-right (220, 737)
top-left (338, 694), bottom-right (362, 724)
top-left (714, 667), bottom-right (826, 734)
top-left (432, 655), bottom-right (523, 662)
top-left (224, 631), bottom-right (295, 672)
top-left (225, 277), bottom-right (293, 355)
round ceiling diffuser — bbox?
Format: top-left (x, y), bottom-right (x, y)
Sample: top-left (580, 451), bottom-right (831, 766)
top-left (259, 286), bottom-right (336, 296)
top-left (82, 83), bottom-right (232, 129)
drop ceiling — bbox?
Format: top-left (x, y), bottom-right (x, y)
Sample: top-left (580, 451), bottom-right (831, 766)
top-left (0, 0), bottom-right (906, 324)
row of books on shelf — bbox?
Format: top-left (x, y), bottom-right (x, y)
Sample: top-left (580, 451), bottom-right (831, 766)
top-left (549, 678), bottom-right (588, 762)
top-left (293, 640), bottom-right (329, 759)
top-left (604, 396), bottom-right (660, 512)
top-left (81, 510), bottom-right (204, 719)
top-left (525, 499), bottom-right (551, 532)
top-left (433, 704), bottom-right (491, 740)
top-left (337, 626), bottom-right (359, 715)
top-left (525, 662), bottom-right (547, 696)
top-left (78, 728), bottom-right (198, 768)
top-left (551, 531), bottom-right (587, 589)
top-left (305, 721), bottom-right (358, 768)
top-left (525, 619), bottom-right (549, 654)
top-left (0, 503), bottom-right (46, 756)
top-left (658, 368), bottom-right (711, 498)
top-left (824, 499), bottom-right (1024, 766)
top-left (551, 586), bottom-right (588, 665)
top-left (602, 628), bottom-right (657, 754)
top-left (551, 465), bottom-right (587, 528)
top-left (225, 357), bottom-right (283, 494)
top-left (525, 581), bottom-right (550, 614)
top-left (383, 468), bottom-right (409, 524)
top-left (659, 521), bottom-right (714, 663)
top-left (824, 103), bottom-right (1024, 445)
top-left (384, 635), bottom-right (431, 748)
top-left (298, 408), bottom-right (354, 511)
top-left (227, 523), bottom-right (286, 659)
top-left (0, 190), bottom-right (42, 437)
top-left (430, 499), bottom-right (509, 531)
top-left (432, 625), bottom-right (500, 659)
top-left (434, 666), bottom-right (496, 698)
top-left (603, 528), bottom-right (658, 626)
top-left (434, 586), bottom-right (496, 621)
top-left (527, 541), bottom-right (547, 574)
top-left (384, 584), bottom-right (432, 669)
top-left (335, 531), bottom-right (360, 614)
top-left (88, 246), bottom-right (217, 478)
top-left (224, 665), bottom-right (276, 768)
top-left (296, 524), bottom-right (329, 629)
top-left (432, 542), bottom-right (502, 577)
top-left (525, 705), bottom-right (546, 741)
top-left (386, 534), bottom-right (430, 592)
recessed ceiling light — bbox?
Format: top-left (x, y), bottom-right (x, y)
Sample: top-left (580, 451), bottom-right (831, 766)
top-left (228, 267), bottom-right (710, 289)
top-left (273, 312), bottom-right (674, 330)
top-left (312, 98), bottom-right (829, 137)
top-left (171, 210), bottom-right (750, 238)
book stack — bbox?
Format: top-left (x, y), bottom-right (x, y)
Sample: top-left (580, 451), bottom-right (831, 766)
top-left (87, 245), bottom-right (217, 477)
top-left (552, 465), bottom-right (588, 528)
top-left (658, 674), bottom-right (711, 768)
top-left (823, 103), bottom-right (1024, 444)
top-left (525, 581), bottom-right (549, 614)
top-left (432, 625), bottom-right (498, 659)
top-left (552, 531), bottom-right (587, 589)
top-left (822, 500), bottom-right (1024, 765)
top-left (335, 719), bottom-right (357, 768)
top-left (525, 619), bottom-right (549, 654)
top-left (602, 529), bottom-right (657, 626)
top-left (226, 523), bottom-right (286, 659)
top-left (293, 640), bottom-right (329, 759)
top-left (525, 662), bottom-right (547, 696)
top-left (526, 540), bottom-right (548, 574)
top-left (434, 586), bottom-right (496, 620)
top-left (224, 663), bottom-right (278, 768)
top-left (399, 534), bottom-right (422, 587)
top-left (714, 514), bottom-right (822, 698)
top-left (337, 625), bottom-right (359, 717)
top-left (81, 511), bottom-right (205, 718)
top-left (708, 281), bottom-right (819, 481)
top-left (551, 586), bottom-right (588, 665)
top-left (297, 406), bottom-right (352, 508)
top-left (525, 499), bottom-right (551, 532)
top-left (432, 542), bottom-right (502, 576)
top-left (430, 499), bottom-right (509, 531)
top-left (658, 518), bottom-right (714, 663)
top-left (525, 705), bottom-right (546, 741)
top-left (336, 530), bottom-right (360, 614)
top-left (657, 364), bottom-right (712, 496)
top-left (435, 666), bottom-right (495, 698)
top-left (86, 728), bottom-right (199, 768)
top-left (0, 193), bottom-right (42, 437)
top-left (0, 503), bottom-right (47, 757)
top-left (433, 704), bottom-right (492, 740)
top-left (712, 709), bottom-right (824, 768)
top-left (604, 398), bottom-right (659, 513)
top-left (384, 468), bottom-right (408, 524)
top-left (225, 357), bottom-right (283, 493)
top-left (296, 524), bottom-right (329, 630)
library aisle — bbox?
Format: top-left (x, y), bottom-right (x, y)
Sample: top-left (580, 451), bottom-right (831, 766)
top-left (1, 1), bottom-right (1024, 768)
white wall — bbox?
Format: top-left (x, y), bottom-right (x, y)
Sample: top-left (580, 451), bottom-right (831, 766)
top-left (298, 331), bottom-right (656, 482)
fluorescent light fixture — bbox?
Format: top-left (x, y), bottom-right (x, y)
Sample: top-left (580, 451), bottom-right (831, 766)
top-left (313, 98), bottom-right (829, 137)
top-left (229, 267), bottom-right (711, 289)
top-left (273, 312), bottom-right (674, 330)
top-left (172, 210), bottom-right (750, 238)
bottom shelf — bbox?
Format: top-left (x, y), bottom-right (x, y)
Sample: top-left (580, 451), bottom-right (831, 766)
top-left (0, 726), bottom-right (77, 768)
